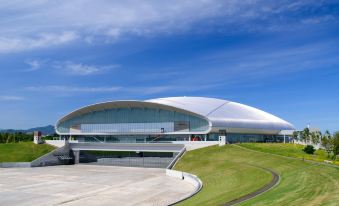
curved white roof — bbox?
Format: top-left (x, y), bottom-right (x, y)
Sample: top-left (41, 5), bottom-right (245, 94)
top-left (146, 97), bottom-right (295, 131)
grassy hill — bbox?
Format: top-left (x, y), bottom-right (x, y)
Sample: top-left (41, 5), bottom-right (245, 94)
top-left (239, 143), bottom-right (339, 166)
top-left (0, 142), bottom-right (55, 162)
top-left (174, 144), bottom-right (339, 206)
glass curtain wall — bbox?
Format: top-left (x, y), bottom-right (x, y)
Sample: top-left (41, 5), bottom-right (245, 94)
top-left (207, 133), bottom-right (287, 143)
top-left (57, 107), bottom-right (209, 134)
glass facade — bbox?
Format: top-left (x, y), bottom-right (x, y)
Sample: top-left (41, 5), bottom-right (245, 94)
top-left (57, 107), bottom-right (209, 134)
top-left (61, 133), bottom-right (289, 143)
top-left (207, 133), bottom-right (288, 143)
top-left (74, 133), bottom-right (288, 143)
top-left (81, 122), bottom-right (175, 133)
top-left (77, 134), bottom-right (190, 143)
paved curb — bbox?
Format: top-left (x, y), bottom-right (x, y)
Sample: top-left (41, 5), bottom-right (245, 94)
top-left (166, 149), bottom-right (203, 206)
top-left (167, 169), bottom-right (203, 206)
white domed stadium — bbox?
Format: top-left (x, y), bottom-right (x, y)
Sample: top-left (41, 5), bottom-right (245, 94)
top-left (56, 97), bottom-right (295, 143)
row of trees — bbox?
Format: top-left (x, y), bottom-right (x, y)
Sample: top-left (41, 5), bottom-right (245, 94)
top-left (0, 132), bottom-right (33, 143)
top-left (293, 128), bottom-right (339, 160)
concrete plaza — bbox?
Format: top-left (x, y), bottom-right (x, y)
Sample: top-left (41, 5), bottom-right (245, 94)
top-left (0, 165), bottom-right (195, 206)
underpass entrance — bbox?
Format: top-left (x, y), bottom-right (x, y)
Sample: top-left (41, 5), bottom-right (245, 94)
top-left (79, 150), bottom-right (177, 168)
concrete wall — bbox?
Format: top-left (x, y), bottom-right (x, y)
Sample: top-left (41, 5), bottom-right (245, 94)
top-left (45, 140), bottom-right (78, 148)
top-left (0, 143), bottom-right (72, 168)
top-left (0, 162), bottom-right (31, 168)
top-left (31, 143), bottom-right (72, 167)
top-left (70, 142), bottom-right (184, 152)
top-left (166, 169), bottom-right (203, 205)
top-left (172, 141), bottom-right (218, 151)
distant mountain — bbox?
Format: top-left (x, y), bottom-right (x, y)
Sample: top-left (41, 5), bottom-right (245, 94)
top-left (0, 125), bottom-right (55, 135)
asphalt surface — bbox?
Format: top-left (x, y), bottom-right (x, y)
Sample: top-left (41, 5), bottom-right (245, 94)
top-left (0, 165), bottom-right (195, 206)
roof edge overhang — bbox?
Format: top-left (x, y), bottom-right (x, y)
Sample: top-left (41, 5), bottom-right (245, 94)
top-left (55, 100), bottom-right (212, 135)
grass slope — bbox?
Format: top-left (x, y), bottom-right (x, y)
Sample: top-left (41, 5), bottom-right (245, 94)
top-left (0, 142), bottom-right (55, 162)
top-left (174, 145), bottom-right (339, 206)
top-left (175, 146), bottom-right (272, 205)
top-left (239, 143), bottom-right (339, 166)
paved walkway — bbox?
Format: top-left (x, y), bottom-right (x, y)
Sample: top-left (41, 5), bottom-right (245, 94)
top-left (0, 165), bottom-right (195, 206)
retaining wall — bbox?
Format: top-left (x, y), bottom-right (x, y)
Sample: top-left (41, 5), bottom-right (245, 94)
top-left (31, 143), bottom-right (72, 167)
top-left (45, 140), bottom-right (79, 148)
top-left (0, 162), bottom-right (31, 168)
top-left (166, 169), bottom-right (203, 205)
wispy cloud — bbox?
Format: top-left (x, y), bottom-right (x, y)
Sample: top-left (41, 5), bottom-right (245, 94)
top-left (301, 15), bottom-right (335, 24)
top-left (55, 62), bottom-right (120, 76)
top-left (24, 60), bottom-right (119, 76)
top-left (1, 1), bottom-right (336, 53)
top-left (0, 96), bottom-right (24, 101)
top-left (26, 85), bottom-right (122, 93)
top-left (0, 31), bottom-right (78, 54)
top-left (25, 59), bottom-right (43, 71)
top-left (154, 39), bottom-right (339, 87)
top-left (25, 83), bottom-right (219, 95)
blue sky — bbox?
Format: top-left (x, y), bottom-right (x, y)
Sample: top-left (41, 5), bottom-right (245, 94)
top-left (0, 0), bottom-right (338, 131)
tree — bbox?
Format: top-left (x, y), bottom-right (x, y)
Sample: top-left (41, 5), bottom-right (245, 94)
top-left (0, 132), bottom-right (33, 143)
top-left (292, 131), bottom-right (300, 142)
top-left (310, 131), bottom-right (321, 145)
top-left (333, 132), bottom-right (339, 160)
top-left (301, 128), bottom-right (310, 144)
top-left (303, 145), bottom-right (315, 154)
top-left (321, 131), bottom-right (333, 157)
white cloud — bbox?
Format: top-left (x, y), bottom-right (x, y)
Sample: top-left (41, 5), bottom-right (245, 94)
top-left (26, 85), bottom-right (122, 93)
top-left (0, 31), bottom-right (78, 54)
top-left (0, 96), bottom-right (24, 101)
top-left (56, 62), bottom-right (120, 76)
top-left (26, 85), bottom-right (172, 94)
top-left (23, 60), bottom-right (119, 75)
top-left (0, 0), bottom-right (332, 54)
top-left (25, 83), bottom-right (217, 95)
top-left (25, 59), bottom-right (43, 71)
top-left (138, 40), bottom-right (339, 87)
top-left (301, 15), bottom-right (335, 24)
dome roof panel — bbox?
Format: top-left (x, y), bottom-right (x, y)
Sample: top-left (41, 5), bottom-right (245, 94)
top-left (146, 97), bottom-right (295, 130)
top-left (146, 96), bottom-right (229, 116)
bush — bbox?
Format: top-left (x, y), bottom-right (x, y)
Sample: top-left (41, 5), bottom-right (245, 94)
top-left (303, 145), bottom-right (316, 154)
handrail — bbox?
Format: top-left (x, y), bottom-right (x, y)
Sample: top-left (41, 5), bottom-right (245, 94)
top-left (167, 147), bottom-right (186, 169)
top-left (91, 136), bottom-right (103, 143)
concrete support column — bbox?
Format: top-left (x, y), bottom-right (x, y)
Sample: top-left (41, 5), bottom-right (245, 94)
top-left (73, 150), bottom-right (80, 164)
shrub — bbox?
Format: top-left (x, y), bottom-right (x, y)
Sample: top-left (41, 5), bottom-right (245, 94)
top-left (303, 145), bottom-right (316, 154)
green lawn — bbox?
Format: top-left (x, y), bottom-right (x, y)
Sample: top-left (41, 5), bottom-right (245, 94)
top-left (174, 144), bottom-right (339, 206)
top-left (239, 143), bottom-right (339, 166)
top-left (0, 142), bottom-right (55, 162)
